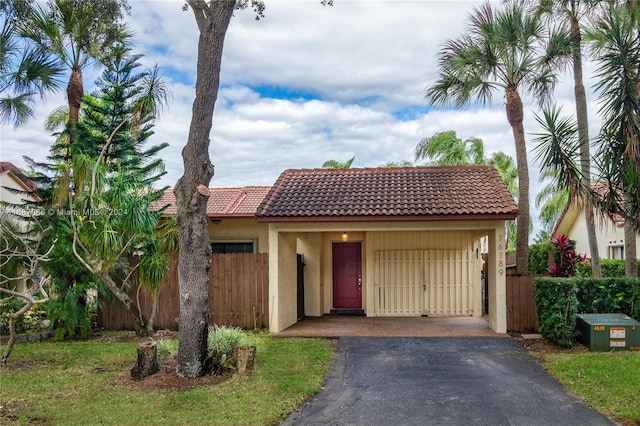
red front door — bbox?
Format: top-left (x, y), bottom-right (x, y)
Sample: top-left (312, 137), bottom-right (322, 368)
top-left (332, 242), bottom-right (362, 309)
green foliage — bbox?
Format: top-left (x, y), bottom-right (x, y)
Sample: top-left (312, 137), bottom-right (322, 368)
top-left (0, 298), bottom-right (46, 335)
top-left (535, 276), bottom-right (640, 348)
top-left (576, 278), bottom-right (640, 320)
top-left (156, 339), bottom-right (178, 363)
top-left (534, 277), bottom-right (579, 348)
top-left (528, 239), bottom-right (554, 275)
top-left (45, 283), bottom-right (94, 341)
top-left (206, 325), bottom-right (246, 373)
top-left (548, 235), bottom-right (587, 277)
top-left (207, 325), bottom-right (244, 356)
top-left (576, 259), bottom-right (640, 278)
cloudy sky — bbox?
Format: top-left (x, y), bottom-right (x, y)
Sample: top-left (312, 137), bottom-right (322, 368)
top-left (1, 0), bottom-right (605, 237)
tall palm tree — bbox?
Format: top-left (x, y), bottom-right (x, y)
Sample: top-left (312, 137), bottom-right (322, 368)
top-left (0, 16), bottom-right (62, 127)
top-left (414, 131), bottom-right (484, 166)
top-left (426, 1), bottom-right (559, 274)
top-left (586, 1), bottom-right (640, 277)
top-left (535, 0), bottom-right (603, 277)
top-left (17, 0), bottom-right (129, 145)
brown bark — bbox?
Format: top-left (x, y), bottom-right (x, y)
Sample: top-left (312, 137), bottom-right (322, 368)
top-left (624, 221), bottom-right (638, 277)
top-left (66, 65), bottom-right (83, 145)
top-left (99, 273), bottom-right (149, 337)
top-left (571, 13), bottom-right (602, 278)
top-left (0, 301), bottom-right (33, 365)
top-left (175, 0), bottom-right (236, 378)
top-left (130, 342), bottom-right (159, 380)
top-left (505, 86), bottom-right (529, 275)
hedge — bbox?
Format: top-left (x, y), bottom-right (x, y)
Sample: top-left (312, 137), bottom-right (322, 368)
top-left (534, 277), bottom-right (640, 347)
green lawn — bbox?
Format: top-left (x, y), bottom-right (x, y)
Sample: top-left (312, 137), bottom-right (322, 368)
top-left (539, 351), bottom-right (640, 426)
top-left (0, 332), bottom-right (334, 426)
top-left (2, 333), bottom-right (638, 425)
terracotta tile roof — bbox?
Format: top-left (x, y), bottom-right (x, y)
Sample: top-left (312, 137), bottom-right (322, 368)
top-left (154, 186), bottom-right (270, 218)
top-left (256, 166), bottom-right (518, 222)
top-left (0, 162), bottom-right (37, 192)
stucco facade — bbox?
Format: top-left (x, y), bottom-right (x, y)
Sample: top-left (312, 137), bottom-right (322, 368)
top-left (264, 220), bottom-right (508, 334)
top-left (554, 204), bottom-right (640, 260)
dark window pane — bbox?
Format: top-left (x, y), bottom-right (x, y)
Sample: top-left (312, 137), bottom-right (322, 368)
top-left (211, 242), bottom-right (253, 254)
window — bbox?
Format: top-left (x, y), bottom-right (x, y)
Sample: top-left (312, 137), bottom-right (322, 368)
top-left (609, 245), bottom-right (624, 260)
top-left (211, 241), bottom-right (254, 254)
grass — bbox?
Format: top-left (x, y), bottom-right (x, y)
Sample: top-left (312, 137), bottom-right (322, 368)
top-left (539, 351), bottom-right (640, 425)
top-left (0, 331), bottom-right (335, 426)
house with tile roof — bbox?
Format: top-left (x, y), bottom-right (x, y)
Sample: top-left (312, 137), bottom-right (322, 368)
top-left (553, 182), bottom-right (640, 261)
top-left (256, 165), bottom-right (518, 333)
top-left (0, 162), bottom-right (39, 206)
top-left (150, 165), bottom-right (516, 334)
top-left (155, 186), bottom-right (271, 253)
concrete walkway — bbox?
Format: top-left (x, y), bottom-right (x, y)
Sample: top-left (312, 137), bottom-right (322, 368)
top-left (275, 316), bottom-right (505, 338)
top-left (281, 337), bottom-right (614, 426)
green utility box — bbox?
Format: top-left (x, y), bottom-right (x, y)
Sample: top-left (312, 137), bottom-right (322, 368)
top-left (576, 313), bottom-right (640, 352)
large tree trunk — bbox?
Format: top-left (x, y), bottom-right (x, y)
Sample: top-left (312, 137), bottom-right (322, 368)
top-left (571, 13), bottom-right (602, 278)
top-left (66, 65), bottom-right (83, 145)
top-left (174, 0), bottom-right (236, 378)
top-left (505, 86), bottom-right (529, 275)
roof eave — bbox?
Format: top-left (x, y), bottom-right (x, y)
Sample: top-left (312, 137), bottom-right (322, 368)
top-left (256, 213), bottom-right (518, 223)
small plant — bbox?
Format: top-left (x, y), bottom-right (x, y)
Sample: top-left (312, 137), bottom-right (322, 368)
top-left (548, 234), bottom-right (586, 277)
top-left (207, 325), bottom-right (244, 355)
top-left (155, 339), bottom-right (178, 364)
top-left (206, 325), bottom-right (245, 374)
top-left (0, 298), bottom-right (47, 335)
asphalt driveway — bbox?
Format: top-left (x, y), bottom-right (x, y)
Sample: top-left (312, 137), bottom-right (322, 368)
top-left (281, 337), bottom-right (614, 426)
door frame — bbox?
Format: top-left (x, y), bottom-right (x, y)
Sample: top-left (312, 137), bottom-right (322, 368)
top-left (332, 241), bottom-right (363, 309)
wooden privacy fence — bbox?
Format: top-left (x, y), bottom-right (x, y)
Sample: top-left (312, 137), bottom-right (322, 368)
top-left (97, 253), bottom-right (269, 331)
top-left (506, 275), bottom-right (538, 333)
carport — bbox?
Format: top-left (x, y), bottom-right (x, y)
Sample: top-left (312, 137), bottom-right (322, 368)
top-left (257, 166), bottom-right (518, 334)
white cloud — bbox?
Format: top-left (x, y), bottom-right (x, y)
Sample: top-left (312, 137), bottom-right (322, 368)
top-left (0, 0), bottom-right (608, 238)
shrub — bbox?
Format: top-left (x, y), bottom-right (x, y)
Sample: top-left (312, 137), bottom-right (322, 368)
top-left (548, 235), bottom-right (586, 277)
top-left (206, 325), bottom-right (245, 373)
top-left (576, 259), bottom-right (640, 278)
top-left (156, 339), bottom-right (178, 363)
top-left (207, 325), bottom-right (244, 355)
top-left (0, 298), bottom-right (47, 335)
top-left (534, 277), bottom-right (579, 348)
top-left (576, 278), bottom-right (640, 320)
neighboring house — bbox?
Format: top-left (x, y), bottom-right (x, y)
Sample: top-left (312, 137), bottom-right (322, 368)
top-left (0, 162), bottom-right (39, 207)
top-left (156, 186), bottom-right (271, 253)
top-left (553, 182), bottom-right (640, 261)
top-left (0, 162), bottom-right (41, 293)
top-left (255, 166), bottom-right (517, 334)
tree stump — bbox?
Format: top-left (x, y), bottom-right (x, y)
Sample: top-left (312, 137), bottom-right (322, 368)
top-left (130, 342), bottom-right (159, 380)
top-left (235, 345), bottom-right (256, 373)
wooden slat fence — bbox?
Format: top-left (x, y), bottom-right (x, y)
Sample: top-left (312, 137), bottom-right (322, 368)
top-left (506, 274), bottom-right (538, 333)
top-left (97, 253), bottom-right (269, 331)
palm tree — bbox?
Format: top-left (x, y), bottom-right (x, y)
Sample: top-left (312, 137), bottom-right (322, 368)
top-left (414, 131), bottom-right (484, 166)
top-left (414, 131), bottom-right (520, 252)
top-left (322, 156), bottom-right (355, 168)
top-left (0, 16), bottom-right (62, 127)
top-left (17, 0), bottom-right (129, 145)
top-left (586, 1), bottom-right (640, 277)
top-left (426, 1), bottom-right (560, 274)
top-left (535, 0), bottom-right (603, 277)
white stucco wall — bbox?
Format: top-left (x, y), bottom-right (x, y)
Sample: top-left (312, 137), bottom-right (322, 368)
top-left (556, 207), bottom-right (640, 260)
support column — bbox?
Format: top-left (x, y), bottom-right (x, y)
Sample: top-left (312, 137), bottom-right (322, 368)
top-left (487, 225), bottom-right (507, 333)
top-left (268, 228), bottom-right (297, 332)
